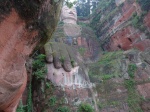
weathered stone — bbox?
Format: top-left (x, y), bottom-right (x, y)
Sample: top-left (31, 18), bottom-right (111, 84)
top-left (137, 83), bottom-right (150, 99)
top-left (61, 6), bottom-right (77, 25)
top-left (123, 73), bottom-right (130, 80)
top-left (0, 0), bottom-right (63, 111)
top-left (63, 60), bottom-right (72, 72)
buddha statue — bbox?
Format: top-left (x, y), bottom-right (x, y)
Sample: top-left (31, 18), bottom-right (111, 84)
top-left (45, 6), bottom-right (92, 88)
top-left (44, 5), bottom-right (100, 112)
top-left (61, 6), bottom-right (77, 24)
top-left (61, 5), bottom-right (81, 37)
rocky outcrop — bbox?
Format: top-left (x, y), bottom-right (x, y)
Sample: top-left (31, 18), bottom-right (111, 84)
top-left (0, 0), bottom-right (63, 111)
top-left (90, 0), bottom-right (150, 51)
top-left (104, 26), bottom-right (150, 51)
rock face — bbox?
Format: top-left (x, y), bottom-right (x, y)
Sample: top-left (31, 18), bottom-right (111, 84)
top-left (88, 48), bottom-right (150, 112)
top-left (106, 26), bottom-right (150, 51)
top-left (90, 0), bottom-right (150, 51)
top-left (144, 11), bottom-right (150, 31)
top-left (0, 0), bottom-right (63, 111)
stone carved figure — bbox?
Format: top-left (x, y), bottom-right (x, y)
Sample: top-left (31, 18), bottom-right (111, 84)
top-left (44, 42), bottom-right (90, 89)
top-left (44, 5), bottom-right (100, 112)
top-left (44, 5), bottom-right (96, 89)
top-left (61, 6), bottom-right (81, 37)
top-left (45, 5), bottom-right (99, 90)
top-left (61, 6), bottom-right (77, 24)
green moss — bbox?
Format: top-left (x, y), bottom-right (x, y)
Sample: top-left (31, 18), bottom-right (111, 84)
top-left (78, 47), bottom-right (86, 56)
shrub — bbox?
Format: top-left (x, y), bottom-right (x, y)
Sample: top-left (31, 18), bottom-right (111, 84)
top-left (32, 54), bottom-right (47, 79)
top-left (57, 106), bottom-right (70, 112)
top-left (16, 100), bottom-right (25, 112)
top-left (78, 47), bottom-right (86, 56)
top-left (124, 79), bottom-right (135, 89)
top-left (49, 96), bottom-right (57, 106)
top-left (128, 64), bottom-right (137, 78)
top-left (78, 103), bottom-right (94, 112)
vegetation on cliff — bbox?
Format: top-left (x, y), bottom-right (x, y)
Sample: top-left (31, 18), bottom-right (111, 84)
top-left (89, 50), bottom-right (123, 81)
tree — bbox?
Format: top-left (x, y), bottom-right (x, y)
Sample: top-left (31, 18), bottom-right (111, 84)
top-left (137, 0), bottom-right (150, 11)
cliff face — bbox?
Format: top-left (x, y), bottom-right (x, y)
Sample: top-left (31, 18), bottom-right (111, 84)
top-left (88, 48), bottom-right (150, 112)
top-left (90, 0), bottom-right (150, 51)
top-left (0, 0), bottom-right (63, 111)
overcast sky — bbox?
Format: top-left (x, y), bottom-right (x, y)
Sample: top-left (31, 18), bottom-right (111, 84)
top-left (69, 0), bottom-right (77, 2)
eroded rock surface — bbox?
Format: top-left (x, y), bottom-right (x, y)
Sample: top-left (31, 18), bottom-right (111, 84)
top-left (0, 0), bottom-right (63, 111)
top-left (90, 0), bottom-right (150, 51)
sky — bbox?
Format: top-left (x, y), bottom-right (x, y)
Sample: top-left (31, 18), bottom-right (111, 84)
top-left (69, 0), bottom-right (77, 2)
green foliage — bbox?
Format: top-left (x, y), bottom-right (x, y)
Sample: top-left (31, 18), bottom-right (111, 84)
top-left (56, 106), bottom-right (70, 112)
top-left (78, 47), bottom-right (86, 56)
top-left (49, 96), bottom-right (57, 106)
top-left (32, 54), bottom-right (47, 79)
top-left (58, 21), bottom-right (64, 25)
top-left (97, 102), bottom-right (104, 110)
top-left (89, 51), bottom-right (123, 80)
top-left (124, 79), bottom-right (143, 112)
top-left (96, 0), bottom-right (115, 12)
top-left (125, 63), bottom-right (141, 111)
top-left (124, 79), bottom-right (135, 89)
top-left (90, 0), bottom-right (116, 30)
top-left (33, 67), bottom-right (47, 79)
top-left (16, 100), bottom-right (26, 112)
top-left (128, 64), bottom-right (137, 78)
top-left (132, 14), bottom-right (141, 27)
top-left (98, 51), bottom-right (123, 65)
top-left (46, 82), bottom-right (51, 89)
top-left (76, 1), bottom-right (91, 17)
top-left (60, 56), bottom-right (65, 63)
top-left (29, 54), bottom-right (47, 112)
top-left (78, 103), bottom-right (94, 112)
top-left (65, 0), bottom-right (77, 8)
top-left (27, 83), bottom-right (32, 112)
top-left (137, 0), bottom-right (150, 11)
top-left (101, 74), bottom-right (113, 80)
top-left (78, 22), bottom-right (89, 27)
top-left (131, 13), bottom-right (146, 32)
